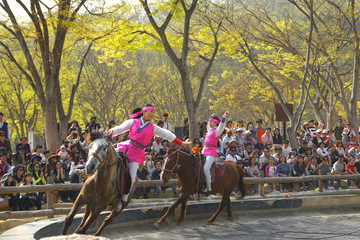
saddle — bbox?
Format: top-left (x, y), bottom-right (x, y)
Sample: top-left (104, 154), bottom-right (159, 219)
top-left (194, 154), bottom-right (226, 191)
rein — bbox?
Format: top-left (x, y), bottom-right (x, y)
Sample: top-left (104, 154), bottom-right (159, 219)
top-left (161, 149), bottom-right (181, 175)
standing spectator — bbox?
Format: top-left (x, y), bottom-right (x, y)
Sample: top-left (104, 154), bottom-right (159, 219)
top-left (346, 157), bottom-right (358, 189)
top-left (331, 155), bottom-right (347, 190)
top-left (235, 128), bottom-right (246, 151)
top-left (144, 149), bottom-right (154, 175)
top-left (199, 122), bottom-right (207, 138)
top-left (344, 122), bottom-right (356, 142)
top-left (277, 154), bottom-right (292, 192)
top-left (308, 119), bottom-right (316, 136)
top-left (244, 130), bottom-right (257, 150)
top-left (1, 173), bottom-right (20, 211)
top-left (334, 119), bottom-right (344, 141)
top-left (182, 118), bottom-right (189, 140)
top-left (106, 120), bottom-right (116, 132)
top-left (67, 129), bottom-right (80, 145)
top-left (162, 113), bottom-right (172, 132)
top-left (272, 128), bottom-right (283, 146)
top-left (225, 120), bottom-right (235, 133)
top-left (246, 157), bottom-right (259, 194)
top-left (134, 164), bottom-right (151, 199)
top-left (85, 116), bottom-right (101, 133)
top-left (319, 157), bottom-right (335, 190)
top-left (312, 129), bottom-right (324, 147)
top-left (16, 137), bottom-right (31, 156)
top-left (261, 128), bottom-right (273, 148)
top-left (157, 140), bottom-right (169, 160)
top-left (325, 129), bottom-right (336, 145)
top-left (152, 135), bottom-right (162, 154)
top-left (247, 122), bottom-right (258, 143)
top-left (254, 119), bottom-right (265, 148)
top-left (304, 134), bottom-right (313, 148)
top-left (303, 122), bottom-right (312, 137)
top-left (282, 140), bottom-right (291, 160)
top-left (226, 146), bottom-right (241, 164)
top-left (0, 112), bottom-right (10, 140)
top-left (68, 120), bottom-right (82, 136)
top-left (19, 173), bottom-right (42, 210)
top-left (0, 131), bottom-right (11, 162)
top-left (265, 157), bottom-right (279, 193)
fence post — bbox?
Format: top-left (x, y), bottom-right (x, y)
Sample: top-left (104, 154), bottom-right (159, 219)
top-left (46, 176), bottom-right (54, 218)
top-left (259, 183), bottom-right (265, 197)
top-left (319, 169), bottom-right (323, 192)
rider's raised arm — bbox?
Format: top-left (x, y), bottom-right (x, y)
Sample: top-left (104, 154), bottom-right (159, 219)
top-left (108, 119), bottom-right (134, 137)
top-left (215, 116), bottom-right (227, 137)
top-left (154, 125), bottom-right (182, 146)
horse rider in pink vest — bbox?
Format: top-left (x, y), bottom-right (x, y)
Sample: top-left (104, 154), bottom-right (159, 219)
top-left (202, 112), bottom-right (229, 192)
top-left (108, 104), bottom-right (191, 211)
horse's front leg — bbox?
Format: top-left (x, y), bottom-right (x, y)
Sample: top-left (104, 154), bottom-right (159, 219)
top-left (175, 198), bottom-right (187, 224)
top-left (155, 193), bottom-right (188, 227)
top-left (207, 191), bottom-right (230, 224)
top-left (62, 194), bottom-right (84, 235)
top-left (75, 208), bottom-right (102, 235)
top-left (94, 207), bottom-right (123, 236)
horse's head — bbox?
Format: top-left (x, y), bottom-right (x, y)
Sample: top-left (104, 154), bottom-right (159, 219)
top-left (160, 147), bottom-right (181, 183)
top-left (86, 132), bottom-right (113, 175)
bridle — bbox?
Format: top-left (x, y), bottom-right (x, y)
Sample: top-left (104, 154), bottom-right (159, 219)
top-left (161, 149), bottom-right (181, 175)
top-left (90, 142), bottom-right (114, 172)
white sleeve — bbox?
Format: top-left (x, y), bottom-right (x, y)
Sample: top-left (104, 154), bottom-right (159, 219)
top-left (109, 119), bottom-right (134, 137)
top-left (154, 125), bottom-right (177, 142)
top-left (215, 117), bottom-right (226, 137)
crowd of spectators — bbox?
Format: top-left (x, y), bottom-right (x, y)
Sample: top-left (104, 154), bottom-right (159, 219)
top-left (1, 110), bottom-right (360, 211)
top-left (190, 118), bottom-right (360, 194)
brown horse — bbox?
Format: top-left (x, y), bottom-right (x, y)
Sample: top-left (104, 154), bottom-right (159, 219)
top-left (158, 148), bottom-right (245, 226)
top-left (62, 132), bottom-right (130, 236)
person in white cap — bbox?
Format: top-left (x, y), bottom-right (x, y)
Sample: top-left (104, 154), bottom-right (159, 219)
top-left (312, 129), bottom-right (324, 147)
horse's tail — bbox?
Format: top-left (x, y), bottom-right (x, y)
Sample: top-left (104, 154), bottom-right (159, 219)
top-left (236, 165), bottom-right (246, 200)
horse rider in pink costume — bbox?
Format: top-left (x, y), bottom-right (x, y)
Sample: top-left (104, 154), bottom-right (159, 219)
top-left (108, 104), bottom-right (191, 211)
top-left (202, 112), bottom-right (229, 192)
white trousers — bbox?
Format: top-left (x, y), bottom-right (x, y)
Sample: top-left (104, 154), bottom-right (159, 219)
top-left (204, 155), bottom-right (217, 189)
top-left (122, 161), bottom-right (139, 202)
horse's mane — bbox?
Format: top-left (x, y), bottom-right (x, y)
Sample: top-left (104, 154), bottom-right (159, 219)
top-left (89, 131), bottom-right (104, 143)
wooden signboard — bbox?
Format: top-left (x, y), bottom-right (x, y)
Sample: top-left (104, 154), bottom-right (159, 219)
top-left (275, 103), bottom-right (293, 122)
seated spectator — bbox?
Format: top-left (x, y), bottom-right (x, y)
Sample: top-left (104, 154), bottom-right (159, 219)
top-left (272, 147), bottom-right (283, 164)
top-left (346, 157), bottom-right (358, 189)
top-left (317, 142), bottom-right (329, 165)
top-left (312, 129), bottom-right (324, 147)
top-left (243, 142), bottom-right (256, 161)
top-left (144, 150), bottom-right (154, 175)
top-left (226, 146), bottom-right (242, 164)
top-left (292, 155), bottom-right (310, 191)
top-left (304, 134), bottom-right (313, 148)
top-left (79, 132), bottom-right (90, 155)
top-left (259, 148), bottom-right (270, 176)
top-left (156, 140), bottom-right (169, 160)
top-left (331, 155), bottom-right (347, 190)
top-left (307, 157), bottom-right (320, 190)
top-left (0, 131), bottom-right (11, 163)
top-left (152, 161), bottom-right (177, 198)
top-left (235, 128), bottom-right (246, 151)
top-left (134, 164), bottom-right (151, 199)
top-left (282, 140), bottom-right (291, 160)
top-left (13, 165), bottom-right (25, 184)
top-left (297, 141), bottom-right (308, 155)
top-left (246, 157), bottom-right (259, 194)
top-left (51, 160), bottom-right (70, 202)
top-left (261, 128), bottom-right (273, 148)
top-left (32, 145), bottom-right (45, 163)
top-left (319, 156), bottom-right (335, 190)
top-left (348, 142), bottom-right (360, 161)
top-left (329, 142), bottom-right (339, 165)
top-left (277, 154), bottom-right (293, 192)
top-left (69, 156), bottom-right (86, 202)
top-left (223, 130), bottom-right (234, 148)
top-left (355, 157), bottom-right (360, 187)
top-left (32, 162), bottom-right (46, 202)
top-left (56, 140), bottom-right (73, 159)
top-left (15, 137), bottom-right (31, 156)
top-left (12, 146), bottom-right (29, 167)
top-left (27, 155), bottom-right (41, 173)
top-left (225, 139), bottom-right (242, 157)
top-left (325, 129), bottom-right (336, 145)
top-left (45, 155), bottom-right (60, 179)
top-left (192, 139), bottom-right (202, 154)
top-left (0, 148), bottom-right (11, 177)
top-left (1, 173), bottom-right (21, 211)
top-left (58, 145), bottom-right (70, 161)
top-left (265, 157), bottom-right (278, 193)
top-left (85, 116), bottom-right (101, 133)
top-left (19, 173), bottom-right (41, 210)
top-left (152, 135), bottom-right (162, 155)
top-left (244, 130), bottom-right (257, 150)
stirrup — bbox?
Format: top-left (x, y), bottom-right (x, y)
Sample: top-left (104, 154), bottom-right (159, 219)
top-left (114, 199), bottom-right (124, 212)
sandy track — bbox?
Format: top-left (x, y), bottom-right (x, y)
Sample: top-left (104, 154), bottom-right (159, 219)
top-left (101, 208), bottom-right (360, 240)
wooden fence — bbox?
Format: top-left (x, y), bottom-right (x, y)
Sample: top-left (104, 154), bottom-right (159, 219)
top-left (1, 174), bottom-right (360, 220)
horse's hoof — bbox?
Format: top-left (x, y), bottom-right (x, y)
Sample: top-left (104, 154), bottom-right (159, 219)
top-left (154, 222), bottom-right (161, 229)
top-left (207, 220), bottom-right (214, 225)
top-left (226, 216), bottom-right (233, 221)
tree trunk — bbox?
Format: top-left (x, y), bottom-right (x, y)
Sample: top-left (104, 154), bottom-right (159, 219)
top-left (287, 121), bottom-right (298, 149)
top-left (43, 101), bottom-right (59, 153)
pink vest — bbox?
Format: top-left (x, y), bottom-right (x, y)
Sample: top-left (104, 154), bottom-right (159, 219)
top-left (202, 128), bottom-right (219, 157)
top-left (126, 119), bottom-right (155, 164)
